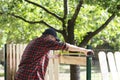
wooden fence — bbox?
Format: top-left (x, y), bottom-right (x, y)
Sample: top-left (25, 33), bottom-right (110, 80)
top-left (5, 44), bottom-right (27, 80)
top-left (98, 51), bottom-right (120, 80)
top-left (4, 44), bottom-right (87, 80)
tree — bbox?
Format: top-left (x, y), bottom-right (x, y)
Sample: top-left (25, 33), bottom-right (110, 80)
top-left (0, 0), bottom-right (120, 80)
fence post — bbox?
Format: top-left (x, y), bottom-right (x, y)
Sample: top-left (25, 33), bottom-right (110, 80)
top-left (86, 45), bottom-right (93, 80)
top-left (4, 44), bottom-right (7, 80)
top-left (86, 55), bottom-right (92, 80)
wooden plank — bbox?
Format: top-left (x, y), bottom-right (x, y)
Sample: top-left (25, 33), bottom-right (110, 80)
top-left (13, 44), bottom-right (16, 80)
top-left (14, 44), bottom-right (17, 72)
top-left (45, 68), bottom-right (49, 80)
top-left (16, 44), bottom-right (20, 71)
top-left (11, 44), bottom-right (13, 80)
top-left (9, 44), bottom-right (12, 80)
top-left (45, 51), bottom-right (59, 80)
top-left (6, 44), bottom-right (12, 80)
top-left (107, 52), bottom-right (119, 80)
top-left (19, 44), bottom-right (23, 60)
top-left (98, 51), bottom-right (109, 80)
top-left (48, 58), bottom-right (54, 80)
top-left (46, 50), bottom-right (54, 80)
top-left (60, 55), bottom-right (86, 65)
top-left (6, 44), bottom-right (9, 80)
top-left (53, 58), bottom-right (59, 80)
top-left (114, 52), bottom-right (120, 79)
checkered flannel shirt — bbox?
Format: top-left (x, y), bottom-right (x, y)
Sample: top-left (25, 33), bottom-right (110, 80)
top-left (15, 36), bottom-right (68, 80)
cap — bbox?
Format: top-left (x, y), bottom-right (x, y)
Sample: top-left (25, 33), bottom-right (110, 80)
top-left (42, 28), bottom-right (60, 41)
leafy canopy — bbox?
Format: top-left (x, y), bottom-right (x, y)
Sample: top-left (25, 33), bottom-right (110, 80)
top-left (0, 0), bottom-right (120, 50)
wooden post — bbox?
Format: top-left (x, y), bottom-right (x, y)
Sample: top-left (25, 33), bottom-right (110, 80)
top-left (4, 44), bottom-right (7, 80)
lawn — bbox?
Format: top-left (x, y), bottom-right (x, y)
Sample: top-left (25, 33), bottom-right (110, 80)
top-left (0, 64), bottom-right (4, 77)
top-left (59, 60), bottom-right (112, 80)
top-left (0, 61), bottom-right (113, 80)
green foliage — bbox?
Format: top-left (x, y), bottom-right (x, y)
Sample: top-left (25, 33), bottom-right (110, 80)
top-left (92, 16), bottom-right (120, 50)
top-left (0, 0), bottom-right (120, 50)
top-left (74, 5), bottom-right (110, 44)
top-left (85, 0), bottom-right (120, 16)
top-left (74, 4), bottom-right (120, 50)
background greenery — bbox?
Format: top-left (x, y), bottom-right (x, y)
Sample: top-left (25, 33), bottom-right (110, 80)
top-left (0, 0), bottom-right (120, 50)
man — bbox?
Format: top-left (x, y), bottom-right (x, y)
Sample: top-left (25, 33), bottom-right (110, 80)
top-left (15, 28), bottom-right (93, 80)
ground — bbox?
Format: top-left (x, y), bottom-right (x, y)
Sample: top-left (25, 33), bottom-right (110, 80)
top-left (0, 60), bottom-right (112, 80)
top-left (0, 64), bottom-right (4, 80)
top-left (59, 60), bottom-right (102, 80)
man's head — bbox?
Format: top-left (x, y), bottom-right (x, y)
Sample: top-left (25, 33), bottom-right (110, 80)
top-left (42, 28), bottom-right (60, 41)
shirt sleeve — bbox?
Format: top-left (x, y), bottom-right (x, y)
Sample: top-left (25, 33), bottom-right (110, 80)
top-left (45, 40), bottom-right (68, 50)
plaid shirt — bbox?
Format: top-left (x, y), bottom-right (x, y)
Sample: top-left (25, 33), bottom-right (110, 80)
top-left (15, 36), bottom-right (68, 80)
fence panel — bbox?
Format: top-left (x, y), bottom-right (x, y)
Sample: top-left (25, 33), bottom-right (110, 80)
top-left (6, 44), bottom-right (27, 80)
top-left (5, 44), bottom-right (60, 80)
top-left (98, 51), bottom-right (120, 80)
top-left (107, 52), bottom-right (119, 80)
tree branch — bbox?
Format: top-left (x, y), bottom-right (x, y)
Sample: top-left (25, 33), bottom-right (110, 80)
top-left (63, 0), bottom-right (68, 19)
top-left (70, 0), bottom-right (83, 23)
top-left (92, 13), bottom-right (116, 36)
top-left (8, 13), bottom-right (62, 33)
top-left (79, 13), bottom-right (116, 47)
top-left (9, 13), bottom-right (36, 24)
top-left (24, 0), bottom-right (63, 21)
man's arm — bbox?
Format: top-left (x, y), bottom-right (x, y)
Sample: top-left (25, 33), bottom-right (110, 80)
top-left (66, 43), bottom-right (93, 55)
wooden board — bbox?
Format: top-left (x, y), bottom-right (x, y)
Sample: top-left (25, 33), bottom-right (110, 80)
top-left (114, 52), bottom-right (120, 79)
top-left (60, 55), bottom-right (86, 65)
top-left (98, 51), bottom-right (109, 80)
top-left (107, 52), bottom-right (119, 80)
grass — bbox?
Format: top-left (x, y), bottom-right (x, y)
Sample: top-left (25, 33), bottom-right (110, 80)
top-left (0, 73), bottom-right (4, 77)
top-left (59, 60), bottom-right (103, 80)
top-left (0, 64), bottom-right (4, 77)
top-left (59, 60), bottom-right (114, 80)
top-left (59, 65), bottom-right (103, 80)
top-left (0, 61), bottom-right (113, 80)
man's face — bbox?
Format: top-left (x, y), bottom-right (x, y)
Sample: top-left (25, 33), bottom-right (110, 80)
top-left (49, 35), bottom-right (56, 41)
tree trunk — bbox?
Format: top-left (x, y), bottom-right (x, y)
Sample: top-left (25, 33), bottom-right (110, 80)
top-left (70, 65), bottom-right (80, 80)
top-left (65, 23), bottom-right (81, 80)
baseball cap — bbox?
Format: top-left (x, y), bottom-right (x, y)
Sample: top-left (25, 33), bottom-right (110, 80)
top-left (42, 28), bottom-right (60, 41)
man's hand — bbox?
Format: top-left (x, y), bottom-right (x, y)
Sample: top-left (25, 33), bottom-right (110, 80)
top-left (84, 49), bottom-right (94, 56)
top-left (87, 50), bottom-right (94, 55)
